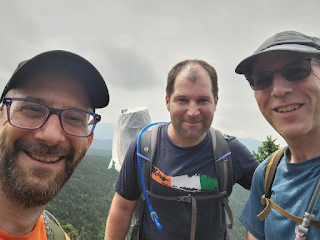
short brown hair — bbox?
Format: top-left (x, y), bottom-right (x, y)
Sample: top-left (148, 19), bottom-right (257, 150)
top-left (166, 59), bottom-right (218, 99)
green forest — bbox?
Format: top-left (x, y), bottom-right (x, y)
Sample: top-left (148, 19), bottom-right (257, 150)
top-left (46, 155), bottom-right (118, 239)
top-left (47, 153), bottom-right (251, 240)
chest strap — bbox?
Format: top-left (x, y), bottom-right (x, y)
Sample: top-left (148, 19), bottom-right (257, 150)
top-left (258, 195), bottom-right (320, 228)
top-left (146, 190), bottom-right (230, 240)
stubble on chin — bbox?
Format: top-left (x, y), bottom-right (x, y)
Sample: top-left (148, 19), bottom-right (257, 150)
top-left (172, 119), bottom-right (208, 140)
top-left (0, 138), bottom-right (86, 208)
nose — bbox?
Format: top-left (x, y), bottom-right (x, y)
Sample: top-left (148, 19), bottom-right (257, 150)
top-left (270, 72), bottom-right (294, 97)
top-left (187, 101), bottom-right (200, 117)
top-left (33, 114), bottom-right (66, 146)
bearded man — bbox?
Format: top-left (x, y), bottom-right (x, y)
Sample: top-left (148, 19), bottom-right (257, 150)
top-left (0, 50), bottom-right (109, 239)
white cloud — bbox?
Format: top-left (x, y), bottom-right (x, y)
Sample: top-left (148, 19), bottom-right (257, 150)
top-left (0, 0), bottom-right (319, 148)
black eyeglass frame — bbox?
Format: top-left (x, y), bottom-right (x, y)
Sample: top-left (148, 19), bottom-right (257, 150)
top-left (2, 97), bottom-right (101, 137)
top-left (245, 58), bottom-right (320, 91)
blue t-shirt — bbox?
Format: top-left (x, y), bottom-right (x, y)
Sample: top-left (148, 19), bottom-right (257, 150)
top-left (115, 123), bottom-right (259, 240)
top-left (240, 148), bottom-right (320, 240)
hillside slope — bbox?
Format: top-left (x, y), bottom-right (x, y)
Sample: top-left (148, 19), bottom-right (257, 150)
top-left (47, 155), bottom-right (117, 239)
top-left (47, 154), bottom-right (251, 239)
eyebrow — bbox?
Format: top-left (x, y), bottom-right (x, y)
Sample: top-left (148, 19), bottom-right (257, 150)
top-left (23, 96), bottom-right (91, 111)
top-left (173, 94), bottom-right (212, 99)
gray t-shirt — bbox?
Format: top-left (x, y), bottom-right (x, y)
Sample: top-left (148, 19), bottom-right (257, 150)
top-left (114, 123), bottom-right (258, 240)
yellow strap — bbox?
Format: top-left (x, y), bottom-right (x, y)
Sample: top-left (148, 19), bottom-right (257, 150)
top-left (257, 195), bottom-right (271, 221)
top-left (258, 196), bottom-right (320, 228)
top-left (264, 148), bottom-right (285, 197)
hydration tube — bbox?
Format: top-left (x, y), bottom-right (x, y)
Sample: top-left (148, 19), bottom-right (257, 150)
top-left (295, 178), bottom-right (320, 240)
top-left (137, 122), bottom-right (167, 230)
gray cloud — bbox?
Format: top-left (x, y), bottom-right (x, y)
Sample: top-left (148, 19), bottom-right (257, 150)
top-left (101, 42), bottom-right (160, 90)
top-left (0, 0), bottom-right (319, 146)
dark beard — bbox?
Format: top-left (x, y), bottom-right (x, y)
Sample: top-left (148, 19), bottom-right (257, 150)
top-left (0, 138), bottom-right (86, 208)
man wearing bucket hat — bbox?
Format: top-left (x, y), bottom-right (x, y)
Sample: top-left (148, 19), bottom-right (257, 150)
top-left (0, 50), bottom-right (109, 239)
top-left (235, 31), bottom-right (320, 239)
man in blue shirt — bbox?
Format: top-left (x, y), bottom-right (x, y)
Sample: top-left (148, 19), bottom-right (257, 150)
top-left (105, 59), bottom-right (259, 240)
top-left (235, 31), bottom-right (320, 239)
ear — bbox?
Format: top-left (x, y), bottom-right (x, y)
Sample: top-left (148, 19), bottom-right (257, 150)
top-left (82, 133), bottom-right (94, 158)
top-left (87, 132), bottom-right (94, 148)
top-left (213, 96), bottom-right (218, 112)
top-left (166, 95), bottom-right (170, 111)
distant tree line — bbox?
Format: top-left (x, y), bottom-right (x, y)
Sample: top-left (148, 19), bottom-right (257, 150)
top-left (47, 136), bottom-right (281, 239)
top-left (46, 155), bottom-right (118, 240)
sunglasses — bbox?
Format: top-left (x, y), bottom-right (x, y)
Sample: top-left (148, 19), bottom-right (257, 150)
top-left (246, 58), bottom-right (317, 91)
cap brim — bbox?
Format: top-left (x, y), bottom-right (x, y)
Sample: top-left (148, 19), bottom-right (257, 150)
top-left (235, 44), bottom-right (320, 75)
top-left (3, 50), bottom-right (109, 108)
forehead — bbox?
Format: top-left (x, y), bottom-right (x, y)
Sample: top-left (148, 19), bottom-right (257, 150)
top-left (253, 51), bottom-right (312, 72)
top-left (7, 68), bottom-right (91, 109)
top-left (173, 64), bottom-right (213, 94)
top-left (177, 63), bottom-right (208, 78)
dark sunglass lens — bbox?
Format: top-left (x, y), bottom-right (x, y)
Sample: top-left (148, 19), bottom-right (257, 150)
top-left (282, 60), bottom-right (311, 81)
top-left (251, 72), bottom-right (273, 90)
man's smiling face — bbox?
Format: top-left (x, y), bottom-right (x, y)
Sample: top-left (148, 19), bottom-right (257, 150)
top-left (0, 69), bottom-right (93, 207)
top-left (253, 52), bottom-right (320, 140)
top-left (166, 64), bottom-right (217, 147)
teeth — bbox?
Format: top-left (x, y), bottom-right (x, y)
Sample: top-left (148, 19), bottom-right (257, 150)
top-left (277, 104), bottom-right (301, 113)
top-left (30, 153), bottom-right (61, 163)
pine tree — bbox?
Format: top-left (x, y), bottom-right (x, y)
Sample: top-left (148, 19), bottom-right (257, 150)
top-left (63, 224), bottom-right (79, 240)
top-left (253, 135), bottom-right (280, 163)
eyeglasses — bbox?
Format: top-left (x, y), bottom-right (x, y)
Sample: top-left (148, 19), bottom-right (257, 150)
top-left (246, 58), bottom-right (317, 91)
top-left (2, 98), bottom-right (101, 137)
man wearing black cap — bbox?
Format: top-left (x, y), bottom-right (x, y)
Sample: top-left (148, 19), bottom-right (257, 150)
top-left (0, 50), bottom-right (109, 239)
top-left (235, 31), bottom-right (320, 239)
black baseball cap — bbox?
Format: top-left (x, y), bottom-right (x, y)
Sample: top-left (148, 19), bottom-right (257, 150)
top-left (1, 50), bottom-right (109, 108)
top-left (235, 31), bottom-right (320, 75)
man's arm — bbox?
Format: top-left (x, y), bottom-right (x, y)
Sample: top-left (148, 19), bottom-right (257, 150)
top-left (247, 231), bottom-right (259, 240)
top-left (105, 192), bottom-right (137, 240)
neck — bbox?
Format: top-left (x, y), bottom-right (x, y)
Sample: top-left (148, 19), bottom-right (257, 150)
top-left (0, 186), bottom-right (47, 236)
top-left (285, 132), bottom-right (320, 163)
top-left (167, 123), bottom-right (206, 147)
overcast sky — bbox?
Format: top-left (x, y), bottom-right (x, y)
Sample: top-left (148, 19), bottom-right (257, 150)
top-left (1, 0), bottom-right (320, 147)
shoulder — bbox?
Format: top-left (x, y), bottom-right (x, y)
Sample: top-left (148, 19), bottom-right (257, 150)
top-left (252, 149), bottom-right (287, 186)
top-left (227, 135), bottom-right (250, 153)
top-left (252, 157), bottom-right (269, 185)
top-left (42, 210), bottom-right (68, 240)
top-left (226, 135), bottom-right (258, 164)
top-left (209, 130), bottom-right (249, 153)
top-left (140, 122), bottom-right (168, 143)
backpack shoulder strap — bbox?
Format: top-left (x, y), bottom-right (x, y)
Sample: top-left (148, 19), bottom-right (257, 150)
top-left (210, 128), bottom-right (233, 196)
top-left (42, 210), bottom-right (67, 240)
top-left (257, 147), bottom-right (320, 228)
top-left (132, 123), bottom-right (164, 240)
top-left (138, 123), bottom-right (163, 191)
top-left (209, 128), bottom-right (233, 229)
top-left (257, 148), bottom-right (285, 221)
top-left (264, 148), bottom-right (286, 198)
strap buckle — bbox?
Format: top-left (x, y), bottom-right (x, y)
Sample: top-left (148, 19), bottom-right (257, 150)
top-left (217, 191), bottom-right (228, 205)
top-left (220, 196), bottom-right (229, 205)
top-left (177, 194), bottom-right (192, 203)
top-left (141, 193), bottom-right (146, 201)
top-left (261, 194), bottom-right (267, 205)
